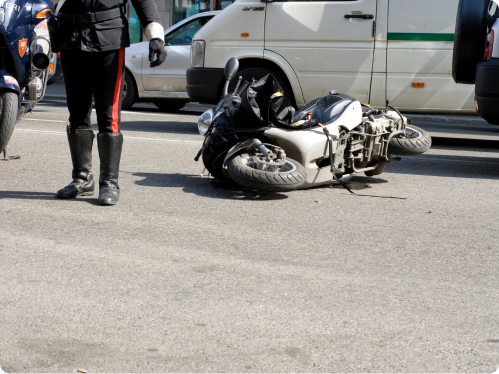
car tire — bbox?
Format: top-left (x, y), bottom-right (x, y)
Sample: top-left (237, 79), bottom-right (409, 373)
top-left (229, 67), bottom-right (292, 109)
top-left (153, 99), bottom-right (188, 112)
top-left (452, 0), bottom-right (488, 84)
top-left (122, 70), bottom-right (138, 110)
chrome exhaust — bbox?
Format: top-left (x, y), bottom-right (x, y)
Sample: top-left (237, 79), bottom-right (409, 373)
top-left (24, 35), bottom-right (51, 103)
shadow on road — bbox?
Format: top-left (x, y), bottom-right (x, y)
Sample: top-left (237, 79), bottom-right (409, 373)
top-left (132, 172), bottom-right (289, 200)
top-left (310, 175), bottom-right (389, 191)
top-left (126, 106), bottom-right (203, 116)
top-left (119, 120), bottom-right (199, 136)
top-left (387, 153), bottom-right (499, 179)
top-left (0, 191), bottom-right (98, 204)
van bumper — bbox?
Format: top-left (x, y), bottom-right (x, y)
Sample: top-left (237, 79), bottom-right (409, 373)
top-left (186, 67), bottom-right (225, 104)
top-left (475, 59), bottom-right (499, 125)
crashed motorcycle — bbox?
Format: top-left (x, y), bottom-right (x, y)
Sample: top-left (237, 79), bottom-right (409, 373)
top-left (0, 0), bottom-right (54, 158)
top-left (195, 58), bottom-right (432, 192)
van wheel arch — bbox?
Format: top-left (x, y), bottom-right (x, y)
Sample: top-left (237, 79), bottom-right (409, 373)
top-left (219, 58), bottom-right (297, 108)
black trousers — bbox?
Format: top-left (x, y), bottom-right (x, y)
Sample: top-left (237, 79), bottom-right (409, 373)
top-left (60, 48), bottom-right (125, 133)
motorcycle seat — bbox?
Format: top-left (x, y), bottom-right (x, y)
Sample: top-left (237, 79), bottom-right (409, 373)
top-left (274, 92), bottom-right (356, 129)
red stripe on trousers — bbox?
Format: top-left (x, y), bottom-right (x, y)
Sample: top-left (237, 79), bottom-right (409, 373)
top-left (111, 48), bottom-right (125, 134)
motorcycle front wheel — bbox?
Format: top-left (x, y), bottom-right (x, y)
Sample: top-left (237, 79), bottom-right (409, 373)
top-left (0, 92), bottom-right (19, 154)
top-left (227, 152), bottom-right (307, 192)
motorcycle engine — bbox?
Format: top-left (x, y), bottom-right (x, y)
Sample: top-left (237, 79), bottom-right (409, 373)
top-left (344, 115), bottom-right (395, 172)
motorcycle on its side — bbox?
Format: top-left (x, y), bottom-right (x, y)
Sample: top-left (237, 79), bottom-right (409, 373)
top-left (0, 0), bottom-right (54, 158)
top-left (195, 58), bottom-right (432, 192)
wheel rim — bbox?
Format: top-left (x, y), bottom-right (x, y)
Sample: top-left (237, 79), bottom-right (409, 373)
top-left (402, 125), bottom-right (423, 140)
top-left (240, 152), bottom-right (297, 173)
top-left (122, 79), bottom-right (127, 100)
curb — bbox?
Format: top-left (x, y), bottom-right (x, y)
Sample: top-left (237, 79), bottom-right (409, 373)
top-left (432, 136), bottom-right (499, 149)
top-left (406, 113), bottom-right (488, 126)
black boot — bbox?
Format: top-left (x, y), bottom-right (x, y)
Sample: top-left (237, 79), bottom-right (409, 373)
top-left (56, 129), bottom-right (95, 199)
top-left (97, 132), bottom-right (123, 206)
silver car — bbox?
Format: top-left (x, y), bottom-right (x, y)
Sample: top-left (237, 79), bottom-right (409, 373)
top-left (123, 11), bottom-right (219, 111)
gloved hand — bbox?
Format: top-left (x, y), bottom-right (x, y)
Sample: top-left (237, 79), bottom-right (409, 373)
top-left (149, 38), bottom-right (167, 67)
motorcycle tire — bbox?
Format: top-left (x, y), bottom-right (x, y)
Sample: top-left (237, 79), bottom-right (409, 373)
top-left (227, 152), bottom-right (306, 192)
top-left (388, 125), bottom-right (432, 156)
top-left (0, 92), bottom-right (19, 154)
top-left (452, 0), bottom-right (488, 84)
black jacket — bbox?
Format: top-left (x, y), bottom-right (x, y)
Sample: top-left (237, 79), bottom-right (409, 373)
top-left (59, 0), bottom-right (160, 51)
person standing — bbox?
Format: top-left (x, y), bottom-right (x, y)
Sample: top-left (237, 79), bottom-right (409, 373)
top-left (54, 0), bottom-right (166, 205)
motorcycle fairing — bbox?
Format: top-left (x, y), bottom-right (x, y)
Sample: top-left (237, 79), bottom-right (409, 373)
top-left (238, 73), bottom-right (283, 126)
top-left (1, 24), bottom-right (36, 87)
top-left (0, 0), bottom-right (53, 88)
top-left (201, 127), bottom-right (240, 179)
top-left (264, 100), bottom-right (362, 188)
top-left (0, 69), bottom-right (21, 94)
top-left (0, 0), bottom-right (29, 33)
top-left (212, 73), bottom-right (284, 134)
top-left (287, 92), bottom-right (357, 126)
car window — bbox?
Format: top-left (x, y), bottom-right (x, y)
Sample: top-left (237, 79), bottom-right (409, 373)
top-left (164, 16), bottom-right (213, 46)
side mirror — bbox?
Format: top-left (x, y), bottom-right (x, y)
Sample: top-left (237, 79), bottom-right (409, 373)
top-left (224, 57), bottom-right (239, 81)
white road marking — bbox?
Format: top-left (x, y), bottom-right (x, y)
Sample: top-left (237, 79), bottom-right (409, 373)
top-left (22, 118), bottom-right (67, 123)
top-left (15, 129), bottom-right (65, 136)
top-left (14, 128), bottom-right (202, 144)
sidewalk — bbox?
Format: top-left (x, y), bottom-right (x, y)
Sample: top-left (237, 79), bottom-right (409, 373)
top-left (43, 83), bottom-right (499, 146)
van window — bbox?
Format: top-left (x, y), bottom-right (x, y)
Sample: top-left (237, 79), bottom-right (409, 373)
top-left (165, 16), bottom-right (213, 46)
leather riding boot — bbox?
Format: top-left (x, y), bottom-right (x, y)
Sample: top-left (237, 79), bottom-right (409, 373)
top-left (56, 129), bottom-right (95, 199)
top-left (97, 132), bottom-right (123, 206)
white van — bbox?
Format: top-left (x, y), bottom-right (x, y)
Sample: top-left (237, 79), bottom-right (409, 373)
top-left (186, 0), bottom-right (475, 113)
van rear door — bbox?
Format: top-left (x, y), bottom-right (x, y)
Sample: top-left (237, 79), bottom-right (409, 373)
top-left (264, 0), bottom-right (377, 104)
top-left (386, 0), bottom-right (475, 112)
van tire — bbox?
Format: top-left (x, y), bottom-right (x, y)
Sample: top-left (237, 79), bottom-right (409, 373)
top-left (229, 68), bottom-right (291, 109)
top-left (452, 0), bottom-right (488, 84)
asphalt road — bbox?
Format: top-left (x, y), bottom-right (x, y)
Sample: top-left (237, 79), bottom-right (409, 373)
top-left (1, 100), bottom-right (499, 373)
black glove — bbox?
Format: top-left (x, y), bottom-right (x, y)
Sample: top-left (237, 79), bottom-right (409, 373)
top-left (149, 38), bottom-right (167, 68)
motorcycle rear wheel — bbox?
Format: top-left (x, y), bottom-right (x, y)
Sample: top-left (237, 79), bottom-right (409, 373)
top-left (227, 152), bottom-right (306, 192)
top-left (388, 125), bottom-right (432, 156)
top-left (0, 92), bottom-right (19, 154)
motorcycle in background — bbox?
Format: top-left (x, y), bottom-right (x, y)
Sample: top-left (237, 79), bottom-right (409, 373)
top-left (195, 58), bottom-right (432, 192)
top-left (0, 0), bottom-right (54, 158)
